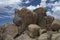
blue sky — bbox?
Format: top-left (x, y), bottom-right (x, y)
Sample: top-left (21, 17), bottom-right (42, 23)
top-left (0, 0), bottom-right (60, 25)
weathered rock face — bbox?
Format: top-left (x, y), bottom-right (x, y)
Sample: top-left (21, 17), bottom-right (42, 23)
top-left (4, 23), bottom-right (18, 38)
top-left (38, 33), bottom-right (47, 40)
top-left (4, 34), bottom-right (14, 40)
top-left (51, 19), bottom-right (60, 31)
top-left (27, 24), bottom-right (40, 38)
top-left (38, 17), bottom-right (47, 29)
top-left (44, 16), bottom-right (54, 31)
top-left (33, 7), bottom-right (46, 17)
top-left (38, 16), bottom-right (54, 29)
top-left (33, 7), bottom-right (47, 24)
top-left (13, 8), bottom-right (37, 26)
top-left (0, 25), bottom-right (6, 40)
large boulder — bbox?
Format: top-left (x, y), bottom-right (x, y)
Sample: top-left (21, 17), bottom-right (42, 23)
top-left (33, 7), bottom-right (47, 24)
top-left (27, 24), bottom-right (40, 38)
top-left (44, 16), bottom-right (54, 31)
top-left (4, 23), bottom-right (18, 38)
top-left (38, 33), bottom-right (47, 40)
top-left (13, 8), bottom-right (37, 26)
top-left (51, 19), bottom-right (60, 31)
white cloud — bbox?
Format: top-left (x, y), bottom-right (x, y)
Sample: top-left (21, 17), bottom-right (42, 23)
top-left (50, 0), bottom-right (55, 2)
top-left (0, 0), bottom-right (22, 6)
top-left (27, 5), bottom-right (40, 11)
top-left (46, 11), bottom-right (52, 15)
top-left (0, 15), bottom-right (14, 19)
top-left (54, 6), bottom-right (60, 12)
top-left (0, 0), bottom-right (23, 19)
top-left (27, 0), bottom-right (47, 10)
top-left (25, 0), bottom-right (30, 4)
top-left (52, 1), bottom-right (60, 19)
top-left (40, 0), bottom-right (47, 7)
top-left (47, 1), bottom-right (60, 19)
top-left (0, 0), bottom-right (23, 9)
top-left (0, 0), bottom-right (60, 20)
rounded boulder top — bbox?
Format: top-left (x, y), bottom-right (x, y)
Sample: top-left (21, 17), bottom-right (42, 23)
top-left (28, 24), bottom-right (40, 29)
top-left (33, 7), bottom-right (47, 16)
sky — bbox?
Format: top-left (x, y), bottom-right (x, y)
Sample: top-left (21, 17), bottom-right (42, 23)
top-left (0, 0), bottom-right (60, 25)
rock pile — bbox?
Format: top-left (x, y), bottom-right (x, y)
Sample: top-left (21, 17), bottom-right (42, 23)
top-left (0, 7), bottom-right (60, 40)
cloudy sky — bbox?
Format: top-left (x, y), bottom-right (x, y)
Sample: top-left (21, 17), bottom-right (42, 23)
top-left (0, 0), bottom-right (60, 25)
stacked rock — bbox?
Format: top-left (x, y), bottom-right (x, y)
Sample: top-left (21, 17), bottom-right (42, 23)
top-left (13, 7), bottom-right (54, 39)
top-left (1, 7), bottom-right (60, 40)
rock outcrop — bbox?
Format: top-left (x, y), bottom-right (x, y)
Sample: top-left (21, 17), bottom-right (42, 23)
top-left (0, 7), bottom-right (60, 40)
top-left (13, 8), bottom-right (38, 36)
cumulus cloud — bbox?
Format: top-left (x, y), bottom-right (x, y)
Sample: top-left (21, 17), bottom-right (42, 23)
top-left (0, 0), bottom-right (23, 10)
top-left (27, 0), bottom-right (47, 10)
top-left (0, 0), bottom-right (22, 6)
top-left (47, 1), bottom-right (60, 19)
top-left (0, 0), bottom-right (60, 20)
top-left (0, 0), bottom-right (23, 19)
